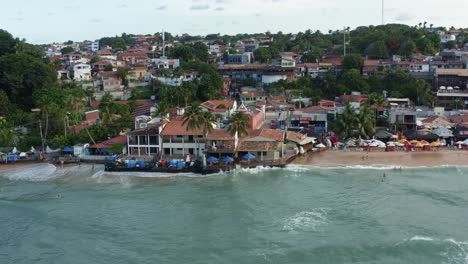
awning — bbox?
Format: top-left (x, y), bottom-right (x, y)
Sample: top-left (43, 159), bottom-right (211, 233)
top-left (298, 137), bottom-right (316, 145)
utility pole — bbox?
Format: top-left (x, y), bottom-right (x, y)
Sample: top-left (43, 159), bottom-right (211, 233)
top-left (343, 27), bottom-right (349, 56)
top-left (162, 29), bottom-right (165, 57)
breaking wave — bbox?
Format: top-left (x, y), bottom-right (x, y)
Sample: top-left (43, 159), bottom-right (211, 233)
top-left (0, 163), bottom-right (58, 182)
top-left (401, 236), bottom-right (468, 264)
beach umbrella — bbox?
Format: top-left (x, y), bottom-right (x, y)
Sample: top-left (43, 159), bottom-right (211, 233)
top-left (455, 141), bottom-right (464, 145)
top-left (410, 140), bottom-right (419, 144)
top-left (415, 142), bottom-right (424, 148)
top-left (403, 140), bottom-right (411, 146)
top-left (464, 139), bottom-right (468, 145)
top-left (421, 140), bottom-right (430, 146)
top-left (242, 153), bottom-right (256, 160)
top-left (316, 143), bottom-right (326, 148)
top-left (207, 156), bottom-right (219, 163)
top-left (387, 142), bottom-right (395, 147)
top-left (430, 141), bottom-right (441, 147)
top-left (222, 156), bottom-right (234, 163)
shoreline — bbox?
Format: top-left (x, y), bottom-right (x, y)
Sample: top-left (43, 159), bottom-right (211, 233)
top-left (292, 149), bottom-right (468, 168)
top-left (1, 150), bottom-right (467, 174)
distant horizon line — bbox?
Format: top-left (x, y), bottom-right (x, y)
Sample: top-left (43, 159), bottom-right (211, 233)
top-left (7, 22), bottom-right (467, 45)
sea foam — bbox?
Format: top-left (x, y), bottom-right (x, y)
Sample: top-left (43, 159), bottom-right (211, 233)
top-left (0, 164), bottom-right (58, 182)
top-left (283, 208), bottom-right (331, 232)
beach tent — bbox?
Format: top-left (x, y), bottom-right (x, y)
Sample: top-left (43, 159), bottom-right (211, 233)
top-left (62, 146), bottom-right (73, 153)
top-left (432, 127), bottom-right (454, 138)
top-left (222, 156), bottom-right (234, 163)
top-left (207, 156), bottom-right (219, 163)
top-left (242, 153), bottom-right (256, 160)
top-left (374, 129), bottom-right (395, 141)
top-left (46, 146), bottom-right (61, 153)
top-left (316, 143), bottom-right (326, 148)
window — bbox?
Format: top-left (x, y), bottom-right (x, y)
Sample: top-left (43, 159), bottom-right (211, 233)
top-left (149, 136), bottom-right (158, 145)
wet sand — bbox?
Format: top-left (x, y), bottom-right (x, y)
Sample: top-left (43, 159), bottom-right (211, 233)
top-left (293, 149), bottom-right (468, 168)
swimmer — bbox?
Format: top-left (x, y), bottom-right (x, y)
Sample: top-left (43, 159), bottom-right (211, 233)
top-left (382, 173), bottom-right (386, 182)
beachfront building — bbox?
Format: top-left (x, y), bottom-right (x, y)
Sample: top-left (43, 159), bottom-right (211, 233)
top-left (388, 109), bottom-right (418, 131)
top-left (237, 129), bottom-right (285, 161)
top-left (127, 125), bottom-right (163, 157)
top-left (160, 120), bottom-right (206, 158)
top-left (205, 130), bottom-right (237, 158)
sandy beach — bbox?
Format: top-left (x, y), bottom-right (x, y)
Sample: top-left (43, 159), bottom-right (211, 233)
top-left (293, 149), bottom-right (468, 168)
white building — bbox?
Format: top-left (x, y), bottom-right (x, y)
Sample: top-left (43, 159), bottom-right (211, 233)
top-left (152, 56), bottom-right (180, 69)
top-left (88, 41), bottom-right (99, 52)
top-left (160, 119), bottom-right (208, 158)
top-left (73, 63), bottom-right (91, 81)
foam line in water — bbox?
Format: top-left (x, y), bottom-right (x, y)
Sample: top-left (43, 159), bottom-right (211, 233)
top-left (409, 236), bottom-right (435, 241)
top-left (0, 164), bottom-right (58, 182)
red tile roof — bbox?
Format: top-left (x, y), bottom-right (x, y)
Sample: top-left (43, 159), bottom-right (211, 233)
top-left (200, 100), bottom-right (236, 111)
top-left (363, 60), bottom-right (382, 67)
top-left (340, 94), bottom-right (368, 103)
top-left (286, 131), bottom-right (306, 142)
top-left (85, 110), bottom-right (100, 122)
top-left (89, 135), bottom-right (127, 149)
top-left (206, 129), bottom-right (234, 140)
top-left (449, 113), bottom-right (468, 125)
top-left (247, 129), bottom-right (284, 142)
top-left (160, 120), bottom-right (204, 136)
top-left (301, 105), bottom-right (336, 111)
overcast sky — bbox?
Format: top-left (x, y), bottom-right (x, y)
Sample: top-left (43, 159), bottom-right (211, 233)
top-left (1, 0), bottom-right (467, 44)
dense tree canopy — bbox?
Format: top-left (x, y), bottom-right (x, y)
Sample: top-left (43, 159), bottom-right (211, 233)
top-left (0, 53), bottom-right (57, 110)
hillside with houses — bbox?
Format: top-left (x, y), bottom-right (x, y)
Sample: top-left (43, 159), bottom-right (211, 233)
top-left (1, 23), bottom-right (468, 164)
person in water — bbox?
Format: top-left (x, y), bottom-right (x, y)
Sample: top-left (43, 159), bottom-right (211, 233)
top-left (382, 173), bottom-right (386, 182)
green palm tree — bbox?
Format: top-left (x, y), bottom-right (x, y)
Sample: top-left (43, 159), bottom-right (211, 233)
top-left (182, 105), bottom-right (216, 158)
top-left (0, 119), bottom-right (16, 147)
top-left (333, 102), bottom-right (358, 139)
top-left (357, 105), bottom-right (375, 138)
top-left (227, 112), bottom-right (250, 138)
top-left (182, 104), bottom-right (203, 131)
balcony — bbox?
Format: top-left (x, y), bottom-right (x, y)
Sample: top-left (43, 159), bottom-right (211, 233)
top-left (207, 145), bottom-right (235, 153)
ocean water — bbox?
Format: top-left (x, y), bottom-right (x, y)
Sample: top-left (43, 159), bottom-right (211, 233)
top-left (1, 164), bottom-right (468, 264)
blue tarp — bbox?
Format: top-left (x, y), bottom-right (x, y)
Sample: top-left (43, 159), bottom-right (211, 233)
top-left (7, 154), bottom-right (18, 161)
top-left (127, 160), bottom-right (136, 168)
top-left (207, 156), bottom-right (218, 163)
top-left (242, 153), bottom-right (256, 160)
top-left (177, 161), bottom-right (185, 169)
top-left (62, 146), bottom-right (73, 153)
top-left (222, 156), bottom-right (234, 163)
